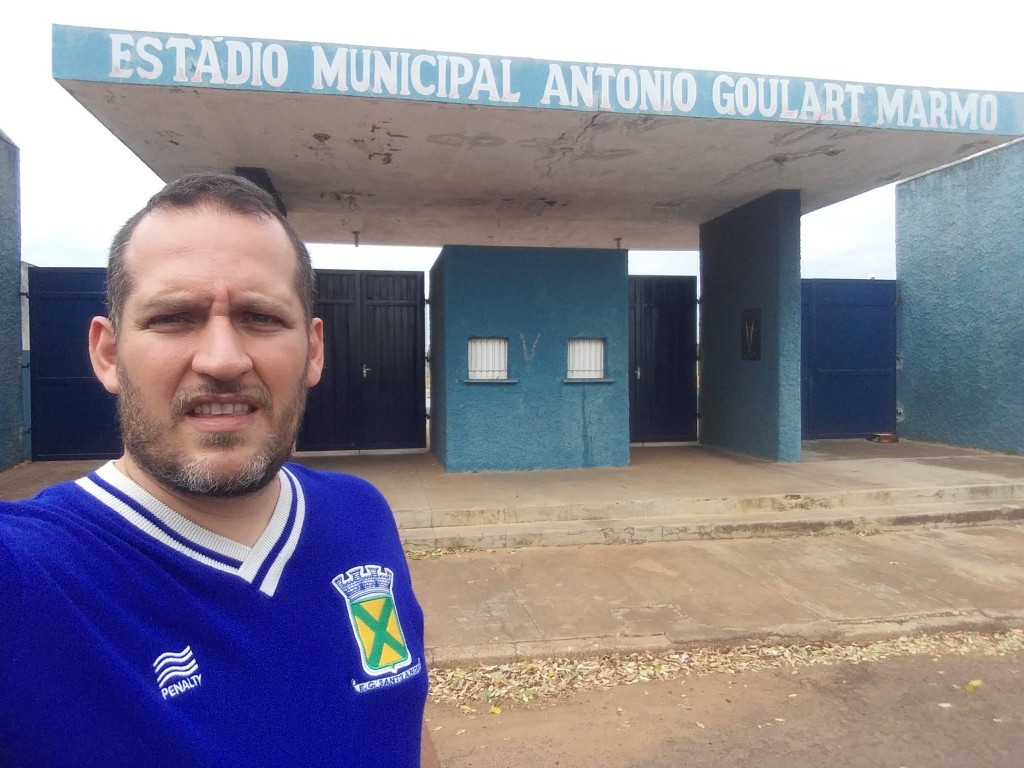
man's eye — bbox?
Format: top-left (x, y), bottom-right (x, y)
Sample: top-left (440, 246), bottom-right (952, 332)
top-left (247, 312), bottom-right (282, 326)
top-left (148, 315), bottom-right (187, 327)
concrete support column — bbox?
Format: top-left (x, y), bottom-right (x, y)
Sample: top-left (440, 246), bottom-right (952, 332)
top-left (0, 130), bottom-right (23, 469)
top-left (698, 190), bottom-right (801, 461)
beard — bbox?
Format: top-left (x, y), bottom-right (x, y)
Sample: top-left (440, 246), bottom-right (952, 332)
top-left (116, 369), bottom-right (307, 499)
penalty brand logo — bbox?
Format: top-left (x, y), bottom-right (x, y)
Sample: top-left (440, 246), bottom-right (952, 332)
top-left (154, 645), bottom-right (202, 700)
top-left (333, 565), bottom-right (418, 691)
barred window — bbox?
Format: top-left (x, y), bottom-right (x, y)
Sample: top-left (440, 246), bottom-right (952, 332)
top-left (567, 338), bottom-right (605, 379)
top-left (468, 337), bottom-right (508, 380)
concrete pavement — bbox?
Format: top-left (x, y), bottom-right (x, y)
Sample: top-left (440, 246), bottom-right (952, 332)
top-left (412, 525), bottom-right (1024, 668)
top-left (300, 439), bottom-right (1024, 549)
top-left (3, 439), bottom-right (1023, 668)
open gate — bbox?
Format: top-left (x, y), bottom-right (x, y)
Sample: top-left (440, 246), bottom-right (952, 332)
top-left (628, 276), bottom-right (699, 443)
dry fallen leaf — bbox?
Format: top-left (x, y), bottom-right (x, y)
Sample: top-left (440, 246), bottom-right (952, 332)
top-left (427, 629), bottom-right (1024, 712)
top-left (489, 706), bottom-right (502, 715)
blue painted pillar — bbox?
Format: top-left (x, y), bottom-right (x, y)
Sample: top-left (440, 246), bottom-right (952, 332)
top-left (0, 130), bottom-right (23, 469)
top-left (699, 190), bottom-right (802, 461)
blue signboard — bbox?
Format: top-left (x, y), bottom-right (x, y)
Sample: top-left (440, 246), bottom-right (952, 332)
top-left (52, 25), bottom-right (1024, 136)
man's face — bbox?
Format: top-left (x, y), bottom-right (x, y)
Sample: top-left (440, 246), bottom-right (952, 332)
top-left (90, 206), bottom-right (323, 498)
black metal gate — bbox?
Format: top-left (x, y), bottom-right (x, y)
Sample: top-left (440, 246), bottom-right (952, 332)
top-left (27, 267), bottom-right (425, 459)
top-left (628, 276), bottom-right (699, 443)
top-left (801, 279), bottom-right (898, 438)
top-left (28, 267), bottom-right (120, 460)
top-left (297, 271), bottom-right (426, 451)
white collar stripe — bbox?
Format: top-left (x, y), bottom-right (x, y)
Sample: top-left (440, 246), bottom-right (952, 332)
top-left (76, 462), bottom-right (307, 596)
top-left (237, 470), bottom-right (295, 584)
top-left (257, 467), bottom-right (306, 598)
top-left (248, 477), bottom-right (296, 587)
top-left (83, 471), bottom-right (244, 568)
top-left (91, 462), bottom-right (251, 560)
top-left (76, 476), bottom-right (244, 580)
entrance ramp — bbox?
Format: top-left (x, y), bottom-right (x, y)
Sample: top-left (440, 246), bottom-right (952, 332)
top-left (297, 441), bottom-right (1024, 549)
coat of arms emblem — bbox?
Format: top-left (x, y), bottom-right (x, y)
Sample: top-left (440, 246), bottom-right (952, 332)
top-left (332, 565), bottom-right (412, 677)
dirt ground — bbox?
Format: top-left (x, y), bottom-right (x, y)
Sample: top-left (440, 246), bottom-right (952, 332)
top-left (427, 651), bottom-right (1024, 767)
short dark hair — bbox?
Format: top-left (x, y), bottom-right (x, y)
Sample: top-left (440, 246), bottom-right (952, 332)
top-left (107, 172), bottom-right (315, 329)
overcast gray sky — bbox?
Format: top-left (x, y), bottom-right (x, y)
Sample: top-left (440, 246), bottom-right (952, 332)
top-left (2, 1), bottom-right (1021, 279)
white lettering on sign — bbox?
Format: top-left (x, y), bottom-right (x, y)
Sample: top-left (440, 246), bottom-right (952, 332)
top-left (97, 30), bottom-right (1006, 134)
top-left (311, 46), bottom-right (520, 104)
top-left (542, 64), bottom-right (696, 112)
top-left (713, 77), bottom-right (865, 123)
top-left (876, 87), bottom-right (997, 130)
top-left (108, 34), bottom-right (288, 87)
top-left (135, 37), bottom-right (163, 80)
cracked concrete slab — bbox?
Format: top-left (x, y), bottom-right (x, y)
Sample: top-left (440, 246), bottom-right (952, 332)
top-left (412, 525), bottom-right (1024, 667)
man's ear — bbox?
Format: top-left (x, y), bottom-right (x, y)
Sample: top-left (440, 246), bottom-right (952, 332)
top-left (89, 316), bottom-right (121, 395)
top-left (306, 317), bottom-right (325, 388)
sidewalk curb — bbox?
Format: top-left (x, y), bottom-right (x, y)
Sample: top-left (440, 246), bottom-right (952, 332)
top-left (405, 503), bottom-right (1024, 550)
top-left (426, 609), bottom-right (1024, 669)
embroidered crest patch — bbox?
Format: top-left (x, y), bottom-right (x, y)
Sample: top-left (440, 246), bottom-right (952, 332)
top-left (333, 565), bottom-right (412, 677)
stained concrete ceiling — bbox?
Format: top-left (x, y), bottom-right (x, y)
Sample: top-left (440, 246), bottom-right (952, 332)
top-left (56, 77), bottom-right (1014, 250)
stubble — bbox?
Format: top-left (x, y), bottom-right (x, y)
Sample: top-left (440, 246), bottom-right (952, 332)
top-left (116, 370), bottom-right (307, 498)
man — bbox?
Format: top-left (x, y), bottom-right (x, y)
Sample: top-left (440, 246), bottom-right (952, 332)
top-left (0, 173), bottom-right (438, 767)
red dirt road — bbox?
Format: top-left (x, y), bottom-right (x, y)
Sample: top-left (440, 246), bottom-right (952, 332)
top-left (428, 651), bottom-right (1024, 767)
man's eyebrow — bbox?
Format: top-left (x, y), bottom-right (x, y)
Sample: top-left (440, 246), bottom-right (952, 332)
top-left (135, 294), bottom-right (203, 314)
top-left (235, 295), bottom-right (296, 316)
top-left (133, 293), bottom-right (294, 313)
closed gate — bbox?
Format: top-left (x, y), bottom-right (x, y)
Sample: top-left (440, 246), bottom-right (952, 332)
top-left (801, 279), bottom-right (898, 439)
top-left (28, 267), bottom-right (120, 460)
top-left (628, 276), bottom-right (698, 443)
top-left (297, 271), bottom-right (426, 451)
top-left (27, 268), bottom-right (424, 459)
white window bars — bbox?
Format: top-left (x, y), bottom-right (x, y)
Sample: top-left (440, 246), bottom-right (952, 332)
top-left (567, 338), bottom-right (605, 379)
top-left (467, 337), bottom-right (509, 380)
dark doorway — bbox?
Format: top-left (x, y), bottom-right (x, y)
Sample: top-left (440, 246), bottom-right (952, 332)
top-left (628, 276), bottom-right (698, 443)
top-left (28, 267), bottom-right (120, 460)
top-left (801, 279), bottom-right (898, 439)
top-left (297, 271), bottom-right (426, 451)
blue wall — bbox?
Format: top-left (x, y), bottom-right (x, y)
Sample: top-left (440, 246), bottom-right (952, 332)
top-left (0, 131), bottom-right (23, 469)
top-left (430, 246), bottom-right (629, 471)
top-left (896, 139), bottom-right (1023, 453)
top-left (699, 190), bottom-right (802, 461)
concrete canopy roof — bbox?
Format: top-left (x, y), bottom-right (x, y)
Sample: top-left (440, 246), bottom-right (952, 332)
top-left (53, 25), bottom-right (1024, 250)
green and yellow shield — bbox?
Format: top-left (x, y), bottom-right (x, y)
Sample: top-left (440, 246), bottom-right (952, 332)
top-left (333, 565), bottom-right (412, 676)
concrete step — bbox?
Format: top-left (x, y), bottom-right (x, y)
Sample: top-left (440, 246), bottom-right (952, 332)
top-left (399, 499), bottom-right (1024, 550)
top-left (393, 481), bottom-right (1024, 531)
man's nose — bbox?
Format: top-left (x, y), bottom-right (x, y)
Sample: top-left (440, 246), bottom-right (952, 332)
top-left (191, 318), bottom-right (254, 381)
